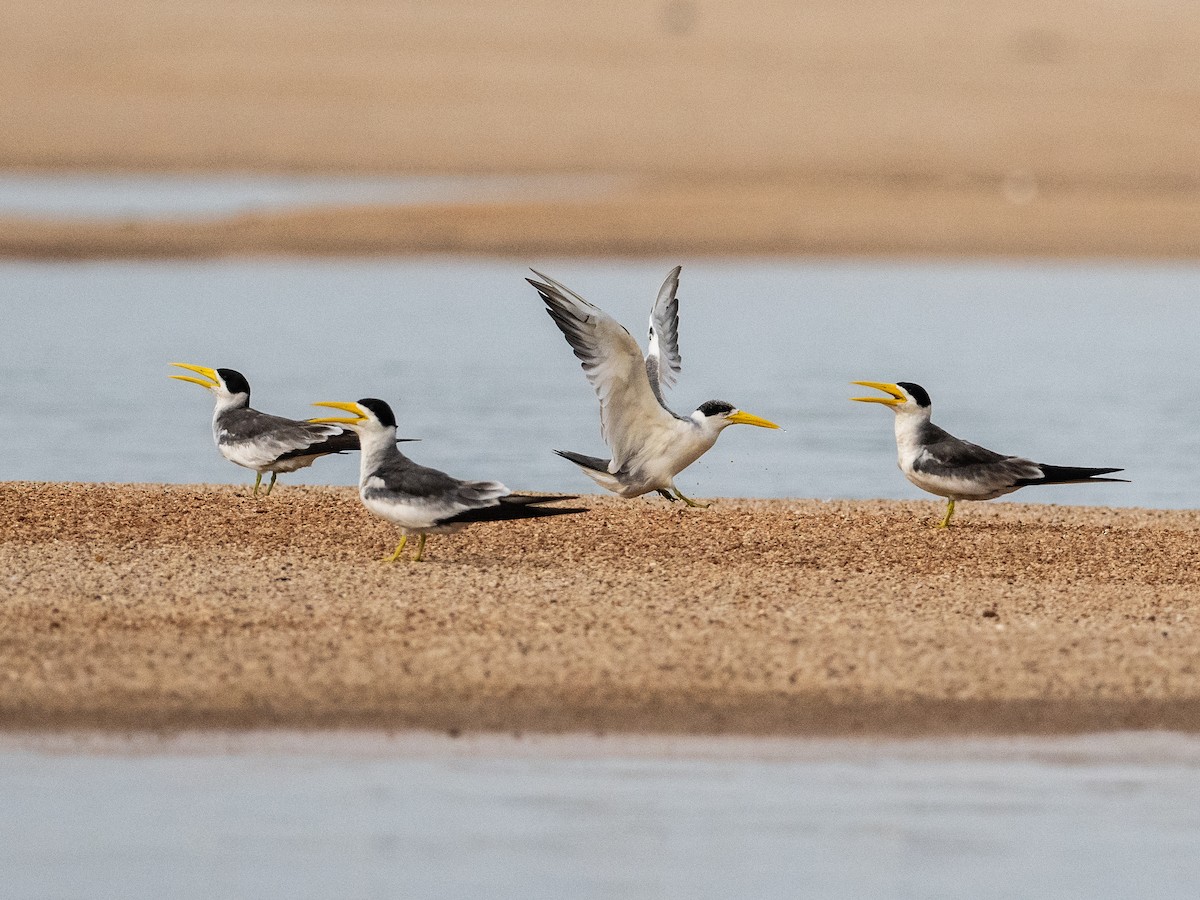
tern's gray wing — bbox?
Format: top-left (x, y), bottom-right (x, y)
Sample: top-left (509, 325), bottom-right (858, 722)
top-left (276, 429), bottom-right (359, 461)
top-left (217, 408), bottom-right (351, 467)
top-left (529, 270), bottom-right (680, 473)
top-left (644, 266), bottom-right (683, 406)
top-left (364, 454), bottom-right (510, 511)
top-left (912, 423), bottom-right (1042, 486)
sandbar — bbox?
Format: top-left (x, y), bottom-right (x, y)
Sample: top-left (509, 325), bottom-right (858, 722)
top-left (3, 482), bottom-right (1199, 735)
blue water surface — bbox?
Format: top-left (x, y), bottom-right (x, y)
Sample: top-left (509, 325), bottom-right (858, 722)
top-left (3, 257), bottom-right (1197, 506)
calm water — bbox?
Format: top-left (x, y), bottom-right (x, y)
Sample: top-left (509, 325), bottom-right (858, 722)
top-left (4, 731), bottom-right (1200, 900)
top-left (3, 257), bottom-right (1197, 507)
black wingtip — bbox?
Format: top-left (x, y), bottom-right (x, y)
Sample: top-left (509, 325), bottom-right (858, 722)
top-left (501, 493), bottom-right (582, 506)
top-left (1018, 465), bottom-right (1130, 486)
top-left (436, 500), bottom-right (587, 526)
top-left (276, 429), bottom-right (361, 461)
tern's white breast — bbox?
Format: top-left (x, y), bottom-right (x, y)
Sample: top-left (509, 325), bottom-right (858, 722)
top-left (625, 418), bottom-right (716, 489)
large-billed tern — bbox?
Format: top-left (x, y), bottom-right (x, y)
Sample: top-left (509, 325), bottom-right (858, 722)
top-left (529, 267), bottom-right (779, 507)
top-left (852, 381), bottom-right (1126, 527)
top-left (170, 363), bottom-right (373, 497)
top-left (310, 398), bottom-right (585, 562)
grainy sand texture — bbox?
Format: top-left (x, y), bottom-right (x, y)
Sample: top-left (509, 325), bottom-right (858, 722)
top-left (2, 0), bottom-right (1198, 257)
top-left (3, 483), bottom-right (1199, 735)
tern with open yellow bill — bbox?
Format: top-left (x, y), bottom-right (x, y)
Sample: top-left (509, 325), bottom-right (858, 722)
top-left (170, 363), bottom-right (369, 497)
top-left (529, 266), bottom-right (780, 507)
top-left (311, 398), bottom-right (585, 562)
top-left (851, 381), bottom-right (1127, 527)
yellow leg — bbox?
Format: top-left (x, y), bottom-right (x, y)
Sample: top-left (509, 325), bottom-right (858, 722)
top-left (384, 535), bottom-right (408, 562)
top-left (937, 498), bottom-right (956, 528)
top-left (252, 472), bottom-right (263, 497)
top-left (264, 472), bottom-right (278, 496)
top-left (673, 488), bottom-right (710, 509)
top-left (413, 534), bottom-right (428, 562)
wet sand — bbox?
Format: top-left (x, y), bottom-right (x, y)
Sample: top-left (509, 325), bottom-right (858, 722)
top-left (2, 1), bottom-right (1199, 258)
top-left (3, 482), bottom-right (1199, 735)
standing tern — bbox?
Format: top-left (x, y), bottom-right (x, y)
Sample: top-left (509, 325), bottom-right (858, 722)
top-left (529, 266), bottom-right (779, 507)
top-left (171, 363), bottom-right (372, 497)
top-left (852, 381), bottom-right (1126, 527)
top-left (310, 398), bottom-right (585, 562)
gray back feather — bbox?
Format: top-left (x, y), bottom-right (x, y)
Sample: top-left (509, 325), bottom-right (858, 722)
top-left (217, 408), bottom-right (350, 458)
top-left (364, 451), bottom-right (507, 508)
top-left (912, 423), bottom-right (1042, 484)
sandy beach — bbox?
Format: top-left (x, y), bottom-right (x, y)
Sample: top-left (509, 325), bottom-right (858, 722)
top-left (2, 0), bottom-right (1198, 258)
top-left (3, 482), bottom-right (1199, 735)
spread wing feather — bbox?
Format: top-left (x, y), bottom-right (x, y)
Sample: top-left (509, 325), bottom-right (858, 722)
top-left (529, 270), bottom-right (678, 472)
top-left (645, 265), bottom-right (682, 405)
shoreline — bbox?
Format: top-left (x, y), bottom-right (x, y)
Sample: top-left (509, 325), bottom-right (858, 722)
top-left (7, 729), bottom-right (1200, 761)
top-left (3, 482), bottom-right (1199, 736)
top-left (3, 174), bottom-right (1199, 260)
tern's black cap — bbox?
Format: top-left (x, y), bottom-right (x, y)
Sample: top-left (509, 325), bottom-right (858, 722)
top-left (697, 400), bottom-right (735, 417)
top-left (357, 398), bottom-right (397, 428)
top-left (216, 368), bottom-right (251, 396)
top-left (896, 382), bottom-right (931, 408)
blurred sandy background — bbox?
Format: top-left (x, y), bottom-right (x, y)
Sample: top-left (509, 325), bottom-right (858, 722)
top-left (2, 0), bottom-right (1198, 257)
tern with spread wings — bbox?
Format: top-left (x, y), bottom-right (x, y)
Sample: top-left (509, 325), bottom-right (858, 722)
top-left (529, 267), bottom-right (779, 507)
